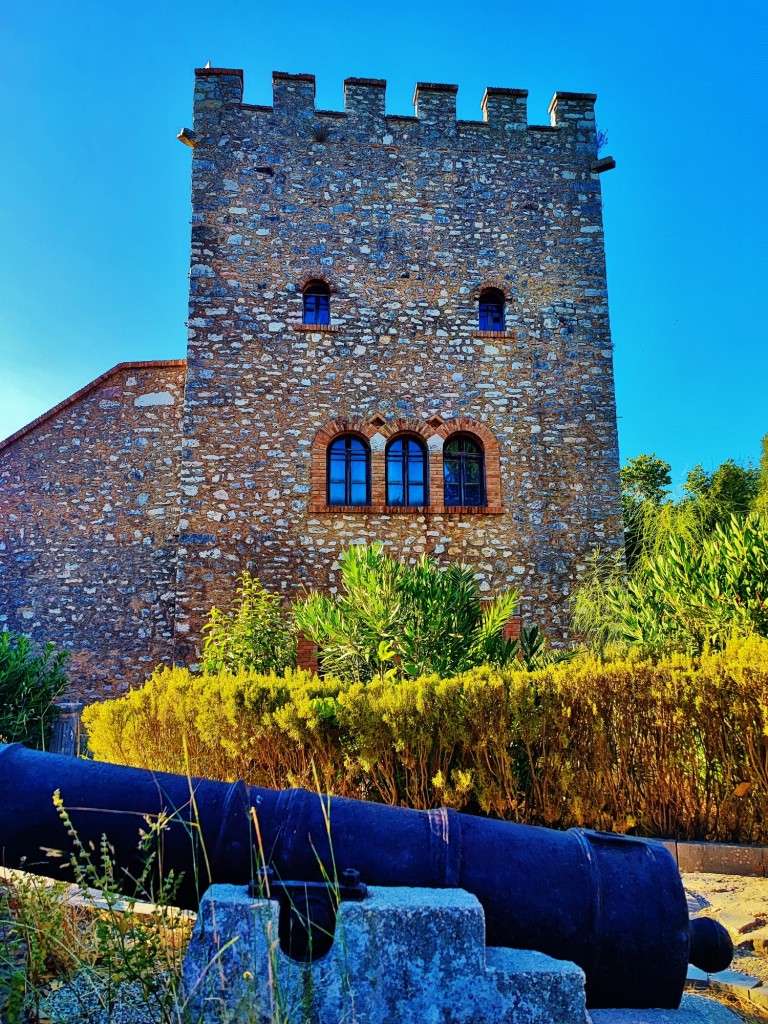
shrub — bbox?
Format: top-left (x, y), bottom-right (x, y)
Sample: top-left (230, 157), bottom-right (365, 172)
top-left (84, 637), bottom-right (768, 843)
top-left (202, 571), bottom-right (296, 673)
top-left (293, 542), bottom-right (528, 681)
top-left (0, 631), bottom-right (68, 747)
top-left (574, 513), bottom-right (768, 657)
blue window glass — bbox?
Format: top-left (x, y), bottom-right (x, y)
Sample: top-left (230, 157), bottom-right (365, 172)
top-left (386, 437), bottom-right (428, 507)
top-left (443, 436), bottom-right (485, 507)
top-left (303, 282), bottom-right (331, 325)
top-left (478, 288), bottom-right (505, 332)
top-left (327, 435), bottom-right (370, 506)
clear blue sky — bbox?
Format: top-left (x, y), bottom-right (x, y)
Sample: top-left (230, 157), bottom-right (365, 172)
top-left (2, 0), bottom-right (766, 492)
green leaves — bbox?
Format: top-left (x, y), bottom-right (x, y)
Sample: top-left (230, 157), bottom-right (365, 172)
top-left (202, 572), bottom-right (296, 674)
top-left (0, 632), bottom-right (68, 747)
top-left (620, 453), bottom-right (672, 505)
top-left (592, 514), bottom-right (768, 657)
top-left (293, 542), bottom-right (536, 681)
top-left (83, 638), bottom-right (768, 843)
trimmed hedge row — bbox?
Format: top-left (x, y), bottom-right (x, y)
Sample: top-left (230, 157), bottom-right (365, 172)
top-left (83, 636), bottom-right (768, 842)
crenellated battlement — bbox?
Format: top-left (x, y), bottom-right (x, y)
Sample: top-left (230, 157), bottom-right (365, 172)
top-left (192, 67), bottom-right (603, 152)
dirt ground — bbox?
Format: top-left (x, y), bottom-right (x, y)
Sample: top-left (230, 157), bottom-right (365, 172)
top-left (684, 872), bottom-right (768, 1022)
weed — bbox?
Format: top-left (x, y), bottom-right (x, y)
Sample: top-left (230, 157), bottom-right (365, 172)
top-left (0, 795), bottom-right (193, 1024)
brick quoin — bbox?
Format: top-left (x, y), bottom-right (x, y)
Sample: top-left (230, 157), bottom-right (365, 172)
top-left (503, 615), bottom-right (523, 641)
top-left (296, 632), bottom-right (320, 674)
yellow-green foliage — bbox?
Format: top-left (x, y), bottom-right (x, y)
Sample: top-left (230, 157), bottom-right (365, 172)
top-left (83, 638), bottom-right (768, 843)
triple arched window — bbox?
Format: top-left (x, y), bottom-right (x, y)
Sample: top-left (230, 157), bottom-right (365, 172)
top-left (326, 433), bottom-right (486, 508)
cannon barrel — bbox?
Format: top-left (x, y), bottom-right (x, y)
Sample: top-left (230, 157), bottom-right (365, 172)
top-left (0, 742), bottom-right (731, 1009)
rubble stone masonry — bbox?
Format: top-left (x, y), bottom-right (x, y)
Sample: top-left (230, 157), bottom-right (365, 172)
top-left (0, 67), bottom-right (623, 698)
top-left (0, 362), bottom-right (185, 701)
top-left (173, 68), bottom-right (623, 661)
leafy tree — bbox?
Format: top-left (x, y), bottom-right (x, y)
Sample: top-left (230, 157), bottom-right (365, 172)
top-left (202, 572), bottom-right (296, 673)
top-left (576, 437), bottom-right (768, 656)
top-left (682, 464), bottom-right (710, 503)
top-left (683, 459), bottom-right (759, 526)
top-left (577, 514), bottom-right (768, 657)
top-left (0, 631), bottom-right (68, 747)
top-left (293, 543), bottom-right (563, 681)
top-left (620, 451), bottom-right (763, 571)
top-left (619, 454), bottom-right (673, 570)
top-left (620, 453), bottom-right (671, 505)
top-left (753, 433), bottom-right (768, 516)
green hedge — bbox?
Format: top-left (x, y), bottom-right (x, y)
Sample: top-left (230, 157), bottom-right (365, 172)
top-left (82, 637), bottom-right (768, 842)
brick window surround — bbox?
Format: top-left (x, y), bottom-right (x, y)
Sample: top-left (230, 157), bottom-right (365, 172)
top-left (310, 416), bottom-right (502, 514)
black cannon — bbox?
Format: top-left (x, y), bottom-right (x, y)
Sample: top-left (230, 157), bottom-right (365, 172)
top-left (0, 742), bottom-right (731, 1009)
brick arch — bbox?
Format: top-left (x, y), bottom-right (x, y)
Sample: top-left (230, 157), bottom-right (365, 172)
top-left (311, 418), bottom-right (376, 510)
top-left (382, 424), bottom-right (432, 508)
top-left (378, 416), bottom-right (433, 441)
top-left (297, 271), bottom-right (338, 294)
top-left (313, 417), bottom-right (378, 448)
top-left (436, 417), bottom-right (502, 509)
top-left (472, 280), bottom-right (512, 302)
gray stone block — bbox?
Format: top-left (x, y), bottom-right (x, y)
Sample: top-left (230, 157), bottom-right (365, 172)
top-left (183, 884), bottom-right (589, 1024)
top-left (685, 965), bottom-right (709, 987)
top-left (709, 968), bottom-right (761, 992)
top-left (590, 993), bottom-right (742, 1022)
top-left (748, 983), bottom-right (768, 1008)
top-left (676, 842), bottom-right (765, 876)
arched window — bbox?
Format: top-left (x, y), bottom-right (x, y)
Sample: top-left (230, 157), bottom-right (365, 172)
top-left (478, 287), bottom-right (505, 332)
top-left (327, 435), bottom-right (370, 506)
top-left (443, 435), bottom-right (485, 507)
top-left (386, 436), bottom-right (428, 507)
top-left (303, 280), bottom-right (331, 325)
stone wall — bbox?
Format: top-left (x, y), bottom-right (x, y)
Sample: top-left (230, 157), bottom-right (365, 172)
top-left (173, 68), bottom-right (623, 660)
top-left (0, 361), bottom-right (185, 700)
top-left (0, 66), bottom-right (624, 700)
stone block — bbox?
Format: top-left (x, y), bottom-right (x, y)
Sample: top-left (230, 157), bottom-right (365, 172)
top-left (676, 842), bottom-right (766, 876)
top-left (709, 968), bottom-right (761, 992)
top-left (748, 983), bottom-right (768, 1008)
top-left (183, 885), bottom-right (589, 1024)
top-left (590, 993), bottom-right (742, 1022)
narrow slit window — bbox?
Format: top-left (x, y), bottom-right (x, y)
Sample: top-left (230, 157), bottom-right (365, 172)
top-left (478, 287), bottom-right (505, 332)
top-left (303, 281), bottom-right (331, 325)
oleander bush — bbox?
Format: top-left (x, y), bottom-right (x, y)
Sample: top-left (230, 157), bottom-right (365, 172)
top-left (84, 636), bottom-right (768, 843)
top-left (574, 509), bottom-right (768, 657)
top-left (0, 631), bottom-right (68, 747)
top-left (293, 542), bottom-right (526, 680)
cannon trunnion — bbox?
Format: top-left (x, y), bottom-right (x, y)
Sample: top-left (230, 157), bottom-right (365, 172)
top-left (0, 742), bottom-right (732, 1009)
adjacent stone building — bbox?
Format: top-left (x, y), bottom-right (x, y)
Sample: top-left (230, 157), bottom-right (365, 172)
top-left (0, 67), bottom-right (622, 700)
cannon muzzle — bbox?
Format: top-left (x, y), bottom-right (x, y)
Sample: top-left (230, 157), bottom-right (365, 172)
top-left (0, 742), bottom-right (732, 1008)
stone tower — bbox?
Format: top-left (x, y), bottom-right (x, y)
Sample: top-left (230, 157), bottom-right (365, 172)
top-left (0, 66), bottom-right (622, 696)
top-left (173, 67), bottom-right (622, 660)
